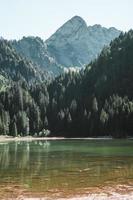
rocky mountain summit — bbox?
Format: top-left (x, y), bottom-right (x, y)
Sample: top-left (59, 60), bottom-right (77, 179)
top-left (12, 16), bottom-right (121, 75)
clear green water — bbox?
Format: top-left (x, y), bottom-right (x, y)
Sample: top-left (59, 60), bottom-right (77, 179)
top-left (0, 139), bottom-right (133, 199)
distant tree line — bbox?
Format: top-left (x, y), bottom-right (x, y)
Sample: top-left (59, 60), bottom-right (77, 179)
top-left (0, 30), bottom-right (133, 138)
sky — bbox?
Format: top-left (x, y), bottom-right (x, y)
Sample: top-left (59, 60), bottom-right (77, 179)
top-left (0, 0), bottom-right (132, 40)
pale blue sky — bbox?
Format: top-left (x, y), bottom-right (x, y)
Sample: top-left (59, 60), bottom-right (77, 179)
top-left (0, 0), bottom-right (132, 40)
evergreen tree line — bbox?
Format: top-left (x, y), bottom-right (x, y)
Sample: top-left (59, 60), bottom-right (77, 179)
top-left (0, 30), bottom-right (133, 138)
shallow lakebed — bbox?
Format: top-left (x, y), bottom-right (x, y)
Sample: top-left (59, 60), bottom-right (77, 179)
top-left (0, 139), bottom-right (133, 199)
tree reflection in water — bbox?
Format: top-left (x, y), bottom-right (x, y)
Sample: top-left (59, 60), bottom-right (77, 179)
top-left (0, 140), bottom-right (133, 198)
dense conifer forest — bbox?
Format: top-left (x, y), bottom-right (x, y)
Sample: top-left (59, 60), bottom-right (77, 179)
top-left (0, 30), bottom-right (133, 138)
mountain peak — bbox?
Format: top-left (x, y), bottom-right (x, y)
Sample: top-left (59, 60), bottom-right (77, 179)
top-left (60, 15), bottom-right (87, 32)
top-left (12, 15), bottom-right (121, 74)
top-left (46, 16), bottom-right (87, 45)
top-left (69, 15), bottom-right (86, 24)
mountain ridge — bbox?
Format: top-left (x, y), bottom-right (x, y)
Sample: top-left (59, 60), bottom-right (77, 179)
top-left (12, 16), bottom-right (121, 75)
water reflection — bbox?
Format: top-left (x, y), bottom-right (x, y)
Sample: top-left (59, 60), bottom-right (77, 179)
top-left (0, 140), bottom-right (133, 198)
top-left (0, 141), bottom-right (50, 169)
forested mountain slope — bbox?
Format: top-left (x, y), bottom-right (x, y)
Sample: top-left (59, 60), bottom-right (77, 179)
top-left (0, 39), bottom-right (46, 85)
top-left (0, 30), bottom-right (133, 138)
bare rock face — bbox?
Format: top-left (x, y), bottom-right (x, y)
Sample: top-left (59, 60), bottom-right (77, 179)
top-left (47, 16), bottom-right (88, 47)
top-left (46, 16), bottom-right (121, 68)
top-left (12, 16), bottom-right (121, 75)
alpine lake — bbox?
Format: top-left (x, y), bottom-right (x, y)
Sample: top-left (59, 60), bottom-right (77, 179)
top-left (0, 139), bottom-right (133, 199)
